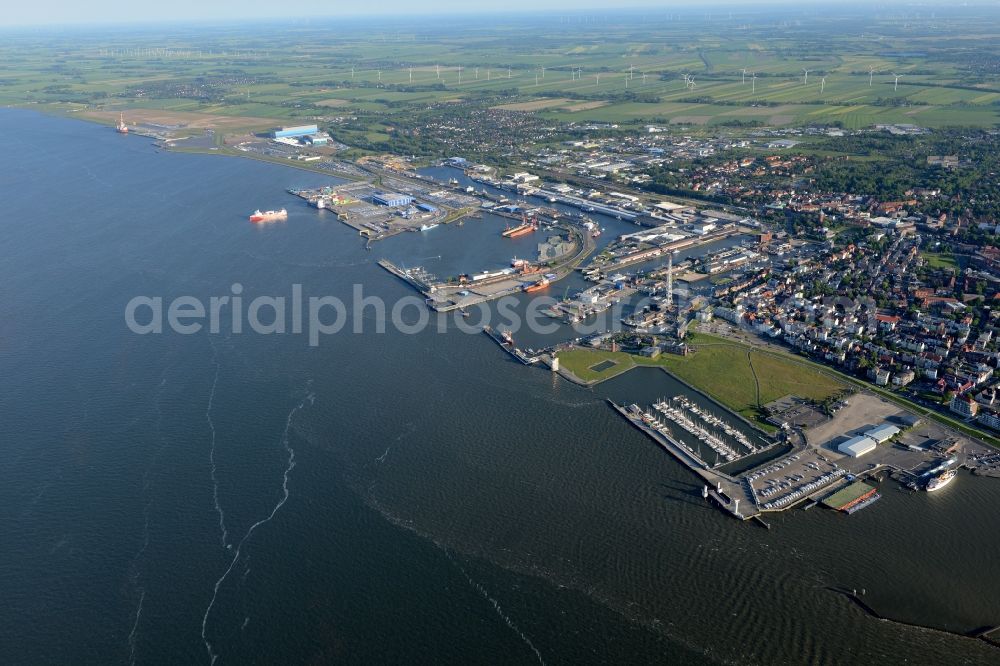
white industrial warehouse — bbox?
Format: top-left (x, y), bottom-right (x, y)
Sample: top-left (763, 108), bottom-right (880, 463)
top-left (836, 423), bottom-right (901, 458)
top-left (838, 435), bottom-right (878, 458)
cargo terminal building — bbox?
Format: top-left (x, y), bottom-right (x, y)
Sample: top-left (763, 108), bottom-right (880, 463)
top-left (372, 192), bottom-right (414, 207)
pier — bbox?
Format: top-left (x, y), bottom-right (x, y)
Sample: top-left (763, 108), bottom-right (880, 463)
top-left (482, 326), bottom-right (541, 365)
top-left (608, 400), bottom-right (759, 520)
top-left (377, 259), bottom-right (435, 293)
top-left (651, 395), bottom-right (761, 465)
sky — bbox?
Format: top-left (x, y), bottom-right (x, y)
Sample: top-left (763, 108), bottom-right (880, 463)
top-left (0, 0), bottom-right (875, 27)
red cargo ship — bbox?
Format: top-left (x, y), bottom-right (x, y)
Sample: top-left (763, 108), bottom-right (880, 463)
top-left (249, 209), bottom-right (288, 223)
top-left (523, 277), bottom-right (550, 293)
top-left (502, 214), bottom-right (538, 238)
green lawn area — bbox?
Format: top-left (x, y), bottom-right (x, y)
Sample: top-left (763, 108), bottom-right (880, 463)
top-left (556, 349), bottom-right (637, 382)
top-left (921, 251), bottom-right (959, 270)
top-left (557, 332), bottom-right (846, 425)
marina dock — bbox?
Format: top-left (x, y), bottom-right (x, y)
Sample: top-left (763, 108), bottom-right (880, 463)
top-left (608, 399), bottom-right (759, 520)
top-left (607, 398), bottom-right (888, 520)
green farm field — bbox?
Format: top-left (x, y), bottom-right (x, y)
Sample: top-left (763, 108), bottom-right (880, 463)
top-left (4, 8), bottom-right (1000, 135)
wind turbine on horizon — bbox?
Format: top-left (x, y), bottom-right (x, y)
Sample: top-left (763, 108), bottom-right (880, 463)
top-left (868, 65), bottom-right (877, 87)
top-left (742, 67), bottom-right (748, 85)
top-left (820, 75), bottom-right (827, 94)
top-left (752, 71), bottom-right (757, 93)
top-left (802, 68), bottom-right (811, 85)
top-left (893, 72), bottom-right (901, 91)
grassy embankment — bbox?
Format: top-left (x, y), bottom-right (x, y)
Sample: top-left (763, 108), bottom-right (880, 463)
top-left (557, 332), bottom-right (845, 428)
top-left (559, 331), bottom-right (1000, 447)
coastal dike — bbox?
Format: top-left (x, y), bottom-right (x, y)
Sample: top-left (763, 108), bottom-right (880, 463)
top-left (551, 346), bottom-right (772, 437)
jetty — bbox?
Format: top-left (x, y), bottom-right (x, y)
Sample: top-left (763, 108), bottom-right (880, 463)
top-left (482, 326), bottom-right (541, 365)
top-left (609, 400), bottom-right (759, 520)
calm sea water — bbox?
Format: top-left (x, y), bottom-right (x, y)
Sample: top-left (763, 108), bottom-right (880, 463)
top-left (1, 108), bottom-right (998, 665)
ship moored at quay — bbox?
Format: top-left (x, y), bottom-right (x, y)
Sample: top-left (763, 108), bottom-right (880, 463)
top-left (482, 325), bottom-right (542, 365)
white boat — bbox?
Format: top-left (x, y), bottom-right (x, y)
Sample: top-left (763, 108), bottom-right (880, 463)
top-left (926, 469), bottom-right (956, 492)
top-left (420, 223), bottom-right (439, 231)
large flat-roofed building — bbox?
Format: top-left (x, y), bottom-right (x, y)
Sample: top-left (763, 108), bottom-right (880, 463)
top-left (689, 220), bottom-right (718, 235)
top-left (271, 124), bottom-right (319, 139)
top-left (654, 200), bottom-right (691, 214)
top-left (372, 192), bottom-right (414, 207)
top-left (864, 424), bottom-right (900, 444)
top-left (838, 435), bottom-right (877, 458)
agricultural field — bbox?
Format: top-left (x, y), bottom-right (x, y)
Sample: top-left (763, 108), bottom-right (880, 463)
top-left (2, 8), bottom-right (1000, 139)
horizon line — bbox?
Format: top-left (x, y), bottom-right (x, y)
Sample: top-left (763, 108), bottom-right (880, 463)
top-left (0, 1), bottom-right (986, 31)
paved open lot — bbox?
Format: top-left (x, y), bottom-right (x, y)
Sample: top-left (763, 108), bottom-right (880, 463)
top-left (804, 392), bottom-right (902, 449)
top-left (747, 391), bottom-right (984, 511)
